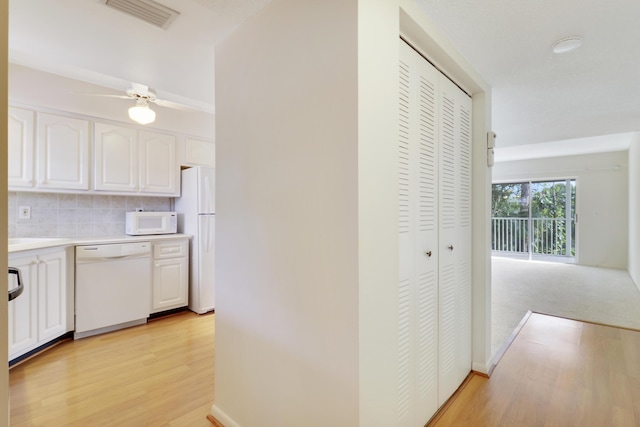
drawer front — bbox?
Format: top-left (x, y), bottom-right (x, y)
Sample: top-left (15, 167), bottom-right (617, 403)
top-left (153, 240), bottom-right (188, 259)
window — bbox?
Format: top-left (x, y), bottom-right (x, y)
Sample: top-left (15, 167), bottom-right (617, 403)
top-left (492, 179), bottom-right (576, 257)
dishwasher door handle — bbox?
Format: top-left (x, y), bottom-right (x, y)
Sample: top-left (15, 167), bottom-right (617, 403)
top-left (8, 267), bottom-right (24, 302)
top-left (76, 255), bottom-right (134, 263)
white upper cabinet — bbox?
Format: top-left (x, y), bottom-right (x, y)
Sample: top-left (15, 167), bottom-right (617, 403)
top-left (37, 113), bottom-right (90, 190)
top-left (139, 130), bottom-right (178, 195)
top-left (8, 106), bottom-right (188, 196)
top-left (94, 123), bottom-right (138, 192)
top-left (94, 123), bottom-right (179, 196)
top-left (8, 108), bottom-right (90, 192)
top-left (183, 137), bottom-right (215, 167)
top-left (8, 107), bottom-right (35, 188)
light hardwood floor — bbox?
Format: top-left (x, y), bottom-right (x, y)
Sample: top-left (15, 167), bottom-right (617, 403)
top-left (9, 311), bottom-right (215, 427)
top-left (14, 310), bottom-right (640, 426)
top-left (430, 312), bottom-right (640, 426)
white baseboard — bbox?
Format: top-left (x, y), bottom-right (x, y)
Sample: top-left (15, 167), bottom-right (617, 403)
top-left (210, 404), bottom-right (242, 427)
top-left (472, 361), bottom-right (490, 376)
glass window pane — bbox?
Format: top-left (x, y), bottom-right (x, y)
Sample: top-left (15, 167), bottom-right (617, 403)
top-left (491, 182), bottom-right (529, 218)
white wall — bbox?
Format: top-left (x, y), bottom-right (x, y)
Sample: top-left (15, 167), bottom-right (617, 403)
top-left (356, 2), bottom-right (400, 425)
top-left (213, 1), bottom-right (360, 426)
top-left (213, 0), bottom-right (492, 425)
top-left (629, 135), bottom-right (640, 289)
top-left (493, 150), bottom-right (629, 269)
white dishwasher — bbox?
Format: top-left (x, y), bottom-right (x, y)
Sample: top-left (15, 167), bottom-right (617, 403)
top-left (75, 241), bottom-right (152, 339)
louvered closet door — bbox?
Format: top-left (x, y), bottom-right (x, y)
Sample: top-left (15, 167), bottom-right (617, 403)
top-left (397, 39), bottom-right (440, 427)
top-left (437, 75), bottom-right (473, 405)
top-left (397, 38), bottom-right (473, 425)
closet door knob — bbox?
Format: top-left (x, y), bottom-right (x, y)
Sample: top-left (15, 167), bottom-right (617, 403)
top-left (425, 251), bottom-right (432, 258)
top-left (447, 245), bottom-right (454, 251)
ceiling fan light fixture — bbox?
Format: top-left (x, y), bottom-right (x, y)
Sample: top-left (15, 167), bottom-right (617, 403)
top-left (128, 99), bottom-right (156, 124)
top-left (552, 36), bottom-right (582, 54)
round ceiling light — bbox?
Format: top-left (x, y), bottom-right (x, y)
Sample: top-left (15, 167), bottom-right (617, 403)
top-left (552, 36), bottom-right (583, 54)
top-left (128, 99), bottom-right (156, 125)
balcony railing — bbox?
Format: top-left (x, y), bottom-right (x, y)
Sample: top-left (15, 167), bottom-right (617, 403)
top-left (492, 217), bottom-right (528, 253)
top-left (492, 217), bottom-right (574, 256)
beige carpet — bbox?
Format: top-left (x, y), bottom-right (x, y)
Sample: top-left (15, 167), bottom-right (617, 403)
top-left (491, 256), bottom-right (640, 357)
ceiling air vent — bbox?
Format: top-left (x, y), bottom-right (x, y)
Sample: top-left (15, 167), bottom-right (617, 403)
top-left (101, 0), bottom-right (180, 30)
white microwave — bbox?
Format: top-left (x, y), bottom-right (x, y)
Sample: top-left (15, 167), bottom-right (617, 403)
top-left (125, 211), bottom-right (177, 235)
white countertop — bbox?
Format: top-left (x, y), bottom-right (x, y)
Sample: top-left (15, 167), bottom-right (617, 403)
top-left (8, 234), bottom-right (191, 253)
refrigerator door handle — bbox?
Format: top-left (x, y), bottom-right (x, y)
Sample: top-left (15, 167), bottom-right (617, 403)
top-left (204, 176), bottom-right (212, 214)
top-left (208, 217), bottom-right (214, 252)
top-left (203, 215), bottom-right (210, 252)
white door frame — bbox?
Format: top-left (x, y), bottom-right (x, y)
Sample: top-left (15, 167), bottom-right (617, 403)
top-left (3, 0), bottom-right (12, 422)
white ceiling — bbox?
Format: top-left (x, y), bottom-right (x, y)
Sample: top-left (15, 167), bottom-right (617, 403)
top-left (8, 0), bottom-right (273, 114)
top-left (414, 0), bottom-right (640, 154)
top-left (9, 0), bottom-right (640, 157)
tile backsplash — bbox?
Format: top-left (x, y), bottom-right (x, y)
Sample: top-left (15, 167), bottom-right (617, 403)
top-left (8, 192), bottom-right (172, 238)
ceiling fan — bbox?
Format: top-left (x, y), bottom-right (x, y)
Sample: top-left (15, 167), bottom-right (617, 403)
top-left (77, 82), bottom-right (199, 125)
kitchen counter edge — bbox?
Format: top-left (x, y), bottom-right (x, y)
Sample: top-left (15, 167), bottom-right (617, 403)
top-left (9, 234), bottom-right (193, 254)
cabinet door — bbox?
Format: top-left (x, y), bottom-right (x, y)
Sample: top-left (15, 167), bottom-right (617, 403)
top-left (8, 255), bottom-right (38, 358)
top-left (37, 113), bottom-right (90, 190)
top-left (152, 257), bottom-right (188, 313)
top-left (8, 107), bottom-right (35, 188)
top-left (139, 130), bottom-right (178, 195)
top-left (94, 123), bottom-right (138, 192)
top-left (37, 250), bottom-right (67, 342)
top-left (184, 138), bottom-right (215, 167)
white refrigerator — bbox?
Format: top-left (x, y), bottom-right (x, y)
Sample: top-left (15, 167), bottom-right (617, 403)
top-left (175, 166), bottom-right (215, 314)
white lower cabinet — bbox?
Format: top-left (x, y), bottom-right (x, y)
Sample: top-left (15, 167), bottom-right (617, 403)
top-left (151, 239), bottom-right (189, 313)
top-left (8, 254), bottom-right (38, 357)
top-left (8, 248), bottom-right (69, 361)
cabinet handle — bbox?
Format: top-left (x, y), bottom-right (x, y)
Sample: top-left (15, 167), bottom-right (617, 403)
top-left (447, 245), bottom-right (454, 251)
top-left (425, 251), bottom-right (432, 258)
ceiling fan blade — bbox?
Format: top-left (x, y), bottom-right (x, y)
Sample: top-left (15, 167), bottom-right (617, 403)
top-left (152, 98), bottom-right (203, 112)
top-left (74, 84), bottom-right (213, 114)
top-left (74, 92), bottom-right (132, 100)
